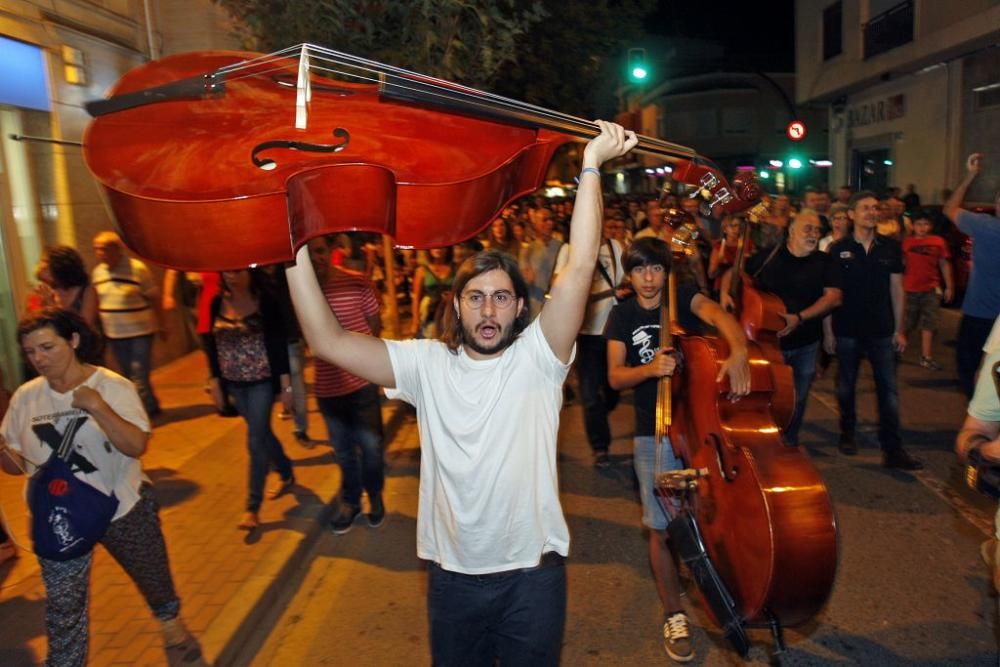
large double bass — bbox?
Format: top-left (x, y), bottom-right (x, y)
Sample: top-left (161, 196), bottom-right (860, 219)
top-left (658, 203), bottom-right (838, 657)
top-left (82, 44), bottom-right (740, 269)
top-left (82, 44), bottom-right (835, 656)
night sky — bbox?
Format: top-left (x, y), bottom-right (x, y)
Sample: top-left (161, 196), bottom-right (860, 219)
top-left (644, 0), bottom-right (796, 72)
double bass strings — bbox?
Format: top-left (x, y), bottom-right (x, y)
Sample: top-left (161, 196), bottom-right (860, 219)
top-left (211, 44), bottom-right (696, 163)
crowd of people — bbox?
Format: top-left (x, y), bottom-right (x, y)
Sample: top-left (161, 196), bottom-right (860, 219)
top-left (0, 130), bottom-right (997, 665)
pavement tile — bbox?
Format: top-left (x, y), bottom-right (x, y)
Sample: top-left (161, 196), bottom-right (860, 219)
top-left (88, 648), bottom-right (119, 667)
top-left (111, 630), bottom-right (155, 663)
top-left (101, 617), bottom-right (144, 650)
top-left (182, 592), bottom-right (211, 617)
top-left (189, 603), bottom-right (224, 635)
top-left (134, 644), bottom-right (167, 666)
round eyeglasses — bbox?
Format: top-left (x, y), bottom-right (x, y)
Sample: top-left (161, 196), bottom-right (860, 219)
top-left (461, 290), bottom-right (516, 310)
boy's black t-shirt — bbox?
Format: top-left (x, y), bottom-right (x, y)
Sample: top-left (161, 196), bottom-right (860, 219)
top-left (604, 286), bottom-right (700, 436)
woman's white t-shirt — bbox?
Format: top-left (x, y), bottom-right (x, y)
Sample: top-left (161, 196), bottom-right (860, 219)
top-left (385, 319), bottom-right (572, 575)
top-left (1, 367), bottom-right (150, 521)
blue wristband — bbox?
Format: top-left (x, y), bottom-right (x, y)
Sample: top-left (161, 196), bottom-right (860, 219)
top-left (580, 167), bottom-right (600, 178)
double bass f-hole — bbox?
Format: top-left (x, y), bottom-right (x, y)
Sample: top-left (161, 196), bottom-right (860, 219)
top-left (707, 432), bottom-right (738, 482)
top-left (251, 127), bottom-right (351, 170)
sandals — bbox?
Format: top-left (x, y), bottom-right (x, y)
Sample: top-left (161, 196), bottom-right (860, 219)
top-left (267, 476), bottom-right (296, 500)
top-left (237, 512), bottom-right (259, 530)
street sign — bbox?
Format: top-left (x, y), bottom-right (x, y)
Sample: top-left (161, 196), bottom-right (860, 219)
top-left (786, 120), bottom-right (807, 141)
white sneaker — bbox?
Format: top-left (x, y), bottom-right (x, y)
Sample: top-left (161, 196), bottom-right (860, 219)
top-left (663, 612), bottom-right (694, 663)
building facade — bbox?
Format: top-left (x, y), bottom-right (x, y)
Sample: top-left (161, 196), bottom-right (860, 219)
top-left (0, 0), bottom-right (240, 390)
top-left (796, 0), bottom-right (1000, 203)
top-left (612, 71), bottom-right (827, 199)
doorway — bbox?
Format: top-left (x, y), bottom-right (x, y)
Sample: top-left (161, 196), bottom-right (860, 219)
top-left (850, 147), bottom-right (892, 195)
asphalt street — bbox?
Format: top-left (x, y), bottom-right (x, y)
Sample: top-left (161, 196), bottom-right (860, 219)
top-left (246, 308), bottom-right (998, 666)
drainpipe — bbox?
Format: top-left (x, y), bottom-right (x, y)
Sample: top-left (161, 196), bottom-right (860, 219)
top-left (143, 0), bottom-right (159, 60)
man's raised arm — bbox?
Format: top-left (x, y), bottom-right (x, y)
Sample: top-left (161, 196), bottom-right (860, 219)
top-left (541, 120), bottom-right (638, 362)
top-left (285, 245), bottom-right (396, 388)
top-left (945, 153), bottom-right (981, 222)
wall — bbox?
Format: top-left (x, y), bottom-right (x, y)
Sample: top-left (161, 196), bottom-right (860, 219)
top-left (796, 0), bottom-right (1000, 104)
top-left (960, 47), bottom-right (1000, 203)
top-left (829, 61), bottom-right (950, 200)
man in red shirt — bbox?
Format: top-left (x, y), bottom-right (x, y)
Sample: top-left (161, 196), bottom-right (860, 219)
top-left (902, 210), bottom-right (954, 369)
top-left (308, 235), bottom-right (387, 534)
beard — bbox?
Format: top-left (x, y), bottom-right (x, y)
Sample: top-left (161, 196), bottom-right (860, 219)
top-left (462, 318), bottom-right (519, 356)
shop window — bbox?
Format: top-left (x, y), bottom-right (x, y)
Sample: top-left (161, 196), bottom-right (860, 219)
top-left (823, 2), bottom-right (842, 61)
top-left (62, 46), bottom-right (87, 85)
top-left (0, 37), bottom-right (49, 111)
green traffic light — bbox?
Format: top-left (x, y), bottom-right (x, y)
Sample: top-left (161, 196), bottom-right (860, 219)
top-left (627, 48), bottom-right (648, 83)
top-left (788, 158), bottom-right (803, 169)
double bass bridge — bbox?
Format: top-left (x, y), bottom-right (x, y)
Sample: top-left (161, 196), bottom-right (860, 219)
top-left (656, 467), bottom-right (710, 493)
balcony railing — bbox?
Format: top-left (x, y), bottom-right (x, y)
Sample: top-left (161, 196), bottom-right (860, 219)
top-left (863, 0), bottom-right (914, 60)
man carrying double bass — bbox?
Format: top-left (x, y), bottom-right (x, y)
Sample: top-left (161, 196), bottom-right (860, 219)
top-left (720, 208), bottom-right (843, 447)
top-left (288, 121), bottom-right (635, 665)
top-left (605, 236), bottom-right (750, 663)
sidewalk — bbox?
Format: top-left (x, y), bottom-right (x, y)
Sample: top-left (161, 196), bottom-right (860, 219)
top-left (0, 350), bottom-right (407, 666)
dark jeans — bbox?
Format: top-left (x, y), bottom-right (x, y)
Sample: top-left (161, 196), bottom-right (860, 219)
top-left (835, 336), bottom-right (901, 451)
top-left (108, 334), bottom-right (159, 414)
top-left (229, 379), bottom-right (293, 512)
top-left (317, 385), bottom-right (385, 506)
top-left (576, 334), bottom-right (618, 452)
top-left (781, 341), bottom-right (819, 446)
top-left (957, 314), bottom-right (995, 398)
top-left (427, 557), bottom-right (566, 666)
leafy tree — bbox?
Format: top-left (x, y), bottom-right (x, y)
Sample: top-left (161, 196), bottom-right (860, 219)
top-left (213, 0), bottom-right (546, 88)
top-left (492, 0), bottom-right (654, 118)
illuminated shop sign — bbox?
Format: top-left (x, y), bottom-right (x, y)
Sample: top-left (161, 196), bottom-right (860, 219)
top-left (0, 36), bottom-right (50, 111)
top-left (847, 94), bottom-right (905, 128)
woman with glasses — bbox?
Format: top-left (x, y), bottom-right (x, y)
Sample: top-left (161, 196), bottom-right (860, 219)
top-left (819, 203), bottom-right (852, 253)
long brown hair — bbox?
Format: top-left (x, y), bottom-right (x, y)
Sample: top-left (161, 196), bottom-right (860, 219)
top-left (439, 250), bottom-right (531, 354)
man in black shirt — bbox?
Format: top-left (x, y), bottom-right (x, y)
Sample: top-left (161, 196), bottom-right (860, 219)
top-left (827, 191), bottom-right (923, 470)
top-left (721, 209), bottom-right (842, 446)
top-left (605, 237), bottom-right (750, 664)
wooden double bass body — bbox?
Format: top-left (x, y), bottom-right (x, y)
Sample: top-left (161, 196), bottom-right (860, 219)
top-left (667, 214), bottom-right (838, 634)
top-left (82, 45), bottom-right (711, 270)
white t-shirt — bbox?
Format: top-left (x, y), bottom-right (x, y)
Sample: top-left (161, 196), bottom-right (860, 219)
top-left (984, 314), bottom-right (1000, 355)
top-left (553, 240), bottom-right (625, 335)
top-left (384, 319), bottom-right (572, 574)
top-left (1, 367), bottom-right (150, 521)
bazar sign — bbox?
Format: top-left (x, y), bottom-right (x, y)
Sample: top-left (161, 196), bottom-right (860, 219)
top-left (847, 94), bottom-right (905, 128)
